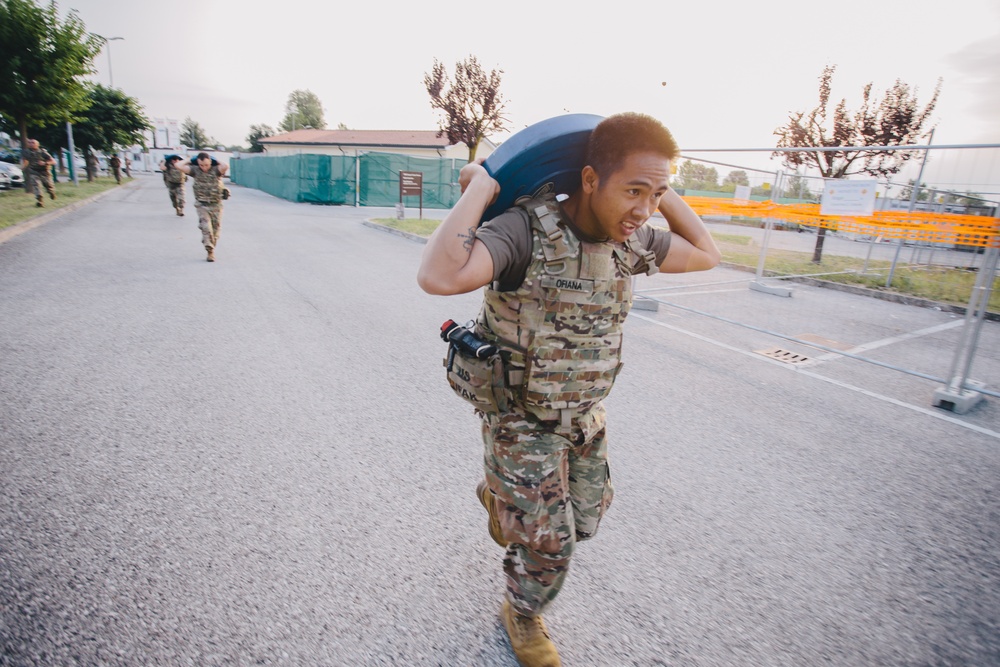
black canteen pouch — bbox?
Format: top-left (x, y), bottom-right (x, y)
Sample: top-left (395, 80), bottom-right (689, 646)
top-left (443, 343), bottom-right (508, 415)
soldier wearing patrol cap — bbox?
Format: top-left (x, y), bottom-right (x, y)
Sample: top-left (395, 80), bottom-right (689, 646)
top-left (418, 112), bottom-right (721, 667)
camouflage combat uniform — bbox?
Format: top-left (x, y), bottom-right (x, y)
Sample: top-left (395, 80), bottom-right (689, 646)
top-left (191, 163), bottom-right (224, 252)
top-left (163, 163), bottom-right (187, 213)
top-left (22, 145), bottom-right (56, 202)
top-left (473, 194), bottom-right (662, 617)
top-left (109, 155), bottom-right (122, 184)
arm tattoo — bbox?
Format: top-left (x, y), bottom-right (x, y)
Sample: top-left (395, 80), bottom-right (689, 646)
top-left (459, 226), bottom-right (476, 254)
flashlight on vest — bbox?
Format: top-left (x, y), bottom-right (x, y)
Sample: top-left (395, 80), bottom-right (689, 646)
top-left (440, 319), bottom-right (498, 359)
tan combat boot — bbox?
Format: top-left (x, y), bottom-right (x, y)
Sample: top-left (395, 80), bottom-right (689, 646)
top-left (476, 480), bottom-right (507, 547)
top-left (500, 599), bottom-right (561, 667)
top-left (176, 207), bottom-right (184, 216)
top-left (206, 247), bottom-right (215, 262)
top-left (36, 197), bottom-right (44, 208)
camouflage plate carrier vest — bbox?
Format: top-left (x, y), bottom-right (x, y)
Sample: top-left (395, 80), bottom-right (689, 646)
top-left (192, 164), bottom-right (222, 205)
top-left (476, 194), bottom-right (658, 427)
top-left (164, 165), bottom-right (186, 186)
top-left (23, 148), bottom-right (51, 173)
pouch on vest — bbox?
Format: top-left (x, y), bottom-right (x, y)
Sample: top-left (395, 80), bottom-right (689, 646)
top-left (441, 319), bottom-right (507, 415)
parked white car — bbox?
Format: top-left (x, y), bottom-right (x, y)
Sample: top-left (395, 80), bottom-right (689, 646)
top-left (0, 162), bottom-right (25, 188)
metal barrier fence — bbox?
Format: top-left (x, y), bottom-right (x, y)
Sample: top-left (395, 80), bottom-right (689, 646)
top-left (645, 144), bottom-right (999, 415)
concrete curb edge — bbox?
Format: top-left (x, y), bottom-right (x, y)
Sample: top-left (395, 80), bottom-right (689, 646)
top-left (362, 220), bottom-right (428, 245)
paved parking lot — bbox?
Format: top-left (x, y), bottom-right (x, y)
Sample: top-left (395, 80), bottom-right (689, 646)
top-left (1, 175), bottom-right (997, 666)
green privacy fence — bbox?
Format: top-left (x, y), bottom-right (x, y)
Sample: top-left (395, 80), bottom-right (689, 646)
top-left (229, 152), bottom-right (463, 209)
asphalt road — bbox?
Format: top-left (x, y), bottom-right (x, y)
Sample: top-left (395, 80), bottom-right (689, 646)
top-left (1, 174), bottom-right (998, 666)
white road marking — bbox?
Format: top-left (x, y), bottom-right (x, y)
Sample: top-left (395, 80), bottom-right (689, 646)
top-left (811, 319), bottom-right (965, 363)
top-left (631, 312), bottom-right (999, 441)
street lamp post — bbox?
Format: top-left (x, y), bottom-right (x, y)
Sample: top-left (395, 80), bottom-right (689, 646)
top-left (100, 36), bottom-right (124, 88)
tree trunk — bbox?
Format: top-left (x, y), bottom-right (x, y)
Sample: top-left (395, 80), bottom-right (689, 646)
top-left (812, 227), bottom-right (827, 264)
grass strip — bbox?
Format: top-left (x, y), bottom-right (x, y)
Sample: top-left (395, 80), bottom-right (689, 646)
top-left (0, 177), bottom-right (125, 230)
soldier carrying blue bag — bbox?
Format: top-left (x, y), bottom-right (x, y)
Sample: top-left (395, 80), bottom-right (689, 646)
top-left (418, 112), bottom-right (721, 667)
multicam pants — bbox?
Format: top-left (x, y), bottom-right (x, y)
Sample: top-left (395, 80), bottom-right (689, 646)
top-left (481, 403), bottom-right (614, 617)
top-left (168, 183), bottom-right (185, 210)
top-left (195, 202), bottom-right (222, 249)
top-left (28, 170), bottom-right (55, 200)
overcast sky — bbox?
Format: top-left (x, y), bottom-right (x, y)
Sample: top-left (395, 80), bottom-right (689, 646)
top-left (63, 0), bottom-right (1000, 193)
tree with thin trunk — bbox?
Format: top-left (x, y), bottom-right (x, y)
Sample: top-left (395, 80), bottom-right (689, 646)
top-left (773, 65), bottom-right (941, 262)
top-left (67, 84), bottom-right (150, 153)
top-left (180, 117), bottom-right (214, 150)
top-left (424, 55), bottom-right (507, 162)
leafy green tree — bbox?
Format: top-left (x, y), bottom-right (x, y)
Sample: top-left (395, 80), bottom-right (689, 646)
top-left (953, 192), bottom-right (987, 208)
top-left (773, 65), bottom-right (940, 262)
top-left (180, 116), bottom-right (214, 149)
top-left (898, 179), bottom-right (931, 202)
top-left (246, 123), bottom-right (274, 153)
top-left (722, 170), bottom-right (749, 187)
top-left (70, 84), bottom-right (150, 152)
top-left (782, 174), bottom-right (814, 200)
top-left (278, 89), bottom-right (326, 132)
top-left (33, 84), bottom-right (149, 175)
top-left (424, 55), bottom-right (508, 161)
top-left (0, 0), bottom-right (103, 143)
top-left (674, 161), bottom-right (719, 191)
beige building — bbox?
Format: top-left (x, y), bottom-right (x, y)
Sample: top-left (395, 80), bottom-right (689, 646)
top-left (258, 129), bottom-right (496, 161)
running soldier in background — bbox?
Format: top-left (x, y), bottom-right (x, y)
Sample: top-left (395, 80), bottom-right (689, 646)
top-left (418, 113), bottom-right (721, 667)
top-left (21, 139), bottom-right (56, 207)
top-left (85, 153), bottom-right (99, 182)
top-left (174, 153), bottom-right (228, 262)
top-left (109, 154), bottom-right (122, 184)
top-left (159, 155), bottom-right (187, 216)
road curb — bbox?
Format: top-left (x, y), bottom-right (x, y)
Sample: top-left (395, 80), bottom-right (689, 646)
top-left (722, 261), bottom-right (999, 321)
top-left (0, 179), bottom-right (137, 246)
top-left (362, 220), bottom-right (428, 244)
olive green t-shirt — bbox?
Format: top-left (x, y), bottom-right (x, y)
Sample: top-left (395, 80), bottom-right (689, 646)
top-left (477, 205), bottom-right (672, 291)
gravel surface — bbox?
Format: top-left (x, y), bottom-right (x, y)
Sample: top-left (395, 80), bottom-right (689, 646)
top-left (1, 174), bottom-right (997, 666)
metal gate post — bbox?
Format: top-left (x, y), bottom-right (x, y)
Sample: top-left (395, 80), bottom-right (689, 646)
top-left (932, 242), bottom-right (998, 413)
top-left (749, 170), bottom-right (793, 297)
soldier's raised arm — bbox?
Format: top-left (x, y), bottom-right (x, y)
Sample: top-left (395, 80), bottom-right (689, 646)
top-left (656, 187), bottom-right (721, 273)
top-left (417, 160), bottom-right (499, 296)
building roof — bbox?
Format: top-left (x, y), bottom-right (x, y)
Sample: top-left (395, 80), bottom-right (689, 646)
top-left (259, 129), bottom-right (454, 149)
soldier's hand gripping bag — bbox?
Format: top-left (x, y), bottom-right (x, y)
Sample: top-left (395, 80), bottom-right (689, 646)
top-left (440, 320), bottom-right (507, 414)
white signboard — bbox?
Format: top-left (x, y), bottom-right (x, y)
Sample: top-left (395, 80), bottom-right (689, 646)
top-left (820, 180), bottom-right (877, 216)
top-left (733, 184), bottom-right (751, 203)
